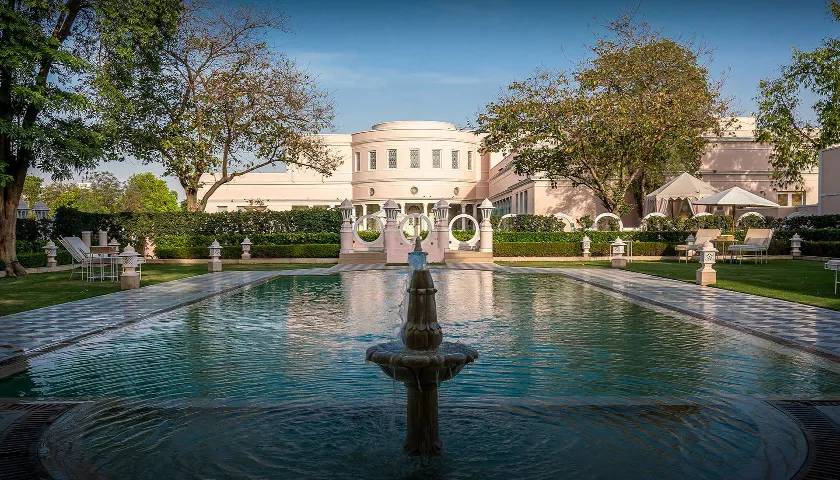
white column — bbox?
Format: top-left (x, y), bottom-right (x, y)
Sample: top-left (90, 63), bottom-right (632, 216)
top-left (363, 204), bottom-right (369, 230)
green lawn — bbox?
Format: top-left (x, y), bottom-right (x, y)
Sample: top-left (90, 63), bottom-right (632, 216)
top-left (501, 259), bottom-right (840, 311)
top-left (0, 263), bottom-right (333, 317)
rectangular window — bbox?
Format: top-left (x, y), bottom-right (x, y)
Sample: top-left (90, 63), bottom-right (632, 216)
top-left (388, 149), bottom-right (397, 169)
top-left (791, 192), bottom-right (804, 206)
top-left (451, 150), bottom-right (459, 169)
top-left (467, 151), bottom-right (473, 170)
top-left (777, 191), bottom-right (806, 207)
top-left (410, 149), bottom-right (420, 168)
top-left (354, 152), bottom-right (360, 172)
top-left (432, 149), bottom-right (441, 168)
top-left (776, 193), bottom-right (789, 207)
top-left (369, 151), bottom-right (377, 170)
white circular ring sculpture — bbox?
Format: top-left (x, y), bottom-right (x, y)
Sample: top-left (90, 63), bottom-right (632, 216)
top-left (552, 212), bottom-right (577, 231)
top-left (692, 212), bottom-right (713, 218)
top-left (448, 214), bottom-right (480, 247)
top-left (352, 213), bottom-right (385, 245)
top-left (736, 211), bottom-right (765, 225)
top-left (398, 213), bottom-right (434, 242)
top-left (497, 213), bottom-right (517, 230)
top-left (593, 212), bottom-right (624, 231)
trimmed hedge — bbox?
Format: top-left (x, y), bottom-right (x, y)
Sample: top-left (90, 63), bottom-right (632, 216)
top-left (155, 243), bottom-right (339, 259)
top-left (154, 233), bottom-right (340, 250)
top-left (15, 251), bottom-right (72, 268)
top-left (52, 207), bottom-right (342, 242)
top-left (494, 231), bottom-right (696, 243)
top-left (15, 218), bottom-right (53, 242)
top-left (494, 241), bottom-right (676, 257)
top-left (802, 241), bottom-right (840, 258)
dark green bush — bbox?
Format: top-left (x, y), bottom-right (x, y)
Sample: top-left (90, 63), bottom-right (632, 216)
top-left (14, 251), bottom-right (71, 268)
top-left (155, 244), bottom-right (339, 259)
top-left (781, 214), bottom-right (840, 230)
top-left (801, 241), bottom-right (840, 258)
top-left (14, 218), bottom-right (53, 242)
top-left (52, 207), bottom-right (343, 243)
top-left (357, 230), bottom-right (381, 242)
top-left (154, 232), bottom-right (340, 249)
top-left (493, 241), bottom-right (675, 257)
top-left (494, 230), bottom-right (693, 243)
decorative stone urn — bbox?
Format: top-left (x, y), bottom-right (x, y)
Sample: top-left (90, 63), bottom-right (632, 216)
top-left (119, 245), bottom-right (140, 290)
top-left (478, 198), bottom-right (494, 253)
top-left (241, 237), bottom-right (252, 260)
top-left (339, 198), bottom-right (354, 254)
top-left (208, 240), bottom-right (223, 272)
top-left (790, 234), bottom-right (802, 259)
top-left (696, 241), bottom-right (718, 286)
top-left (581, 235), bottom-right (591, 258)
top-left (44, 240), bottom-right (58, 268)
top-left (610, 237), bottom-right (627, 268)
top-left (366, 259), bottom-right (478, 456)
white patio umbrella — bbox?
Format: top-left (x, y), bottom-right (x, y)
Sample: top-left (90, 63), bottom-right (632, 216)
top-left (693, 186), bottom-right (779, 228)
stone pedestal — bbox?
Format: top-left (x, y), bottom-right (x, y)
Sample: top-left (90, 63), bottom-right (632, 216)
top-left (404, 384), bottom-right (441, 456)
top-left (81, 231), bottom-right (92, 247)
top-left (696, 268), bottom-right (716, 286)
top-left (241, 252), bottom-right (251, 260)
top-left (208, 259), bottom-right (223, 272)
top-left (611, 257), bottom-right (627, 269)
top-left (340, 226), bottom-right (354, 254)
top-left (46, 258), bottom-right (57, 268)
top-left (120, 272), bottom-right (140, 290)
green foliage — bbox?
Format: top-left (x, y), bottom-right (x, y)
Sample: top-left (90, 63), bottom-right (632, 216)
top-left (15, 251), bottom-right (72, 268)
top-left (41, 172), bottom-right (124, 214)
top-left (53, 208), bottom-right (342, 243)
top-left (494, 230), bottom-right (694, 243)
top-left (755, 6), bottom-right (840, 188)
top-left (781, 214), bottom-right (840, 230)
top-left (642, 214), bottom-right (735, 232)
top-left (578, 215), bottom-right (594, 229)
top-left (478, 17), bottom-right (729, 214)
top-left (494, 241), bottom-right (675, 257)
top-left (802, 241), bottom-right (840, 258)
top-left (155, 233), bottom-right (340, 249)
top-left (22, 175), bottom-right (43, 203)
top-left (357, 230), bottom-right (381, 242)
top-left (155, 244), bottom-right (338, 259)
top-left (121, 173), bottom-right (180, 213)
top-left (14, 218), bottom-right (53, 243)
top-left (496, 214), bottom-right (569, 232)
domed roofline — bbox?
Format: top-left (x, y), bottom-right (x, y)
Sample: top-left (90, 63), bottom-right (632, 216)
top-left (371, 120), bottom-right (458, 131)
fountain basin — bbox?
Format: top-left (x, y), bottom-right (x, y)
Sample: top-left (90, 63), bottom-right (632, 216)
top-left (366, 341), bottom-right (478, 384)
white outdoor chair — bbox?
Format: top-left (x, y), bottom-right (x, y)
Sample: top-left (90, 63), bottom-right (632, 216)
top-left (675, 229), bottom-right (721, 263)
top-left (825, 259), bottom-right (840, 295)
top-left (59, 237), bottom-right (92, 280)
top-left (728, 229), bottom-right (774, 264)
top-left (65, 236), bottom-right (118, 281)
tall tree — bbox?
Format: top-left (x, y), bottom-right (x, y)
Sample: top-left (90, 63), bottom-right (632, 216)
top-left (0, 0), bottom-right (181, 275)
top-left (41, 171), bottom-right (124, 213)
top-left (118, 4), bottom-right (339, 212)
top-left (121, 172), bottom-right (179, 212)
top-left (22, 175), bottom-right (43, 204)
top-left (755, 1), bottom-right (840, 189)
top-left (477, 17), bottom-right (730, 215)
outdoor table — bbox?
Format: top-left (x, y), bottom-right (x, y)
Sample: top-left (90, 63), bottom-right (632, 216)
top-left (713, 235), bottom-right (736, 263)
top-left (88, 246), bottom-right (119, 282)
top-left (826, 259), bottom-right (840, 295)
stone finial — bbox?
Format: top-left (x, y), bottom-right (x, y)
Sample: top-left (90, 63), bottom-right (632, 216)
top-left (402, 269), bottom-right (443, 351)
top-left (414, 236), bottom-right (423, 252)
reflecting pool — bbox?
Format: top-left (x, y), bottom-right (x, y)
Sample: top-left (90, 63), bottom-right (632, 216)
top-left (1, 270), bottom-right (837, 479)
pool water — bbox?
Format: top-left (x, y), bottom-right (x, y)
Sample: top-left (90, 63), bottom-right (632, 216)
top-left (2, 270), bottom-right (839, 479)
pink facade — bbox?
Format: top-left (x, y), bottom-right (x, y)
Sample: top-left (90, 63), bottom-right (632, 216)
top-left (199, 117), bottom-right (823, 227)
top-left (819, 147), bottom-right (840, 214)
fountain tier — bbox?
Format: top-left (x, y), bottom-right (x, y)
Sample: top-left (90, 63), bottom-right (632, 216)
top-left (365, 267), bottom-right (478, 456)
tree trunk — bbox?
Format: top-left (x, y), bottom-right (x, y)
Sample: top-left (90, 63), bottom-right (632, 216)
top-left (0, 175), bottom-right (27, 277)
top-left (184, 187), bottom-right (200, 212)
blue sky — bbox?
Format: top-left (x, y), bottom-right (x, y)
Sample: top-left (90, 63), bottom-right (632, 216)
top-left (83, 0), bottom-right (838, 195)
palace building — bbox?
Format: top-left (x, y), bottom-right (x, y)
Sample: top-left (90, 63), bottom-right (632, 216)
top-left (198, 117), bottom-right (821, 226)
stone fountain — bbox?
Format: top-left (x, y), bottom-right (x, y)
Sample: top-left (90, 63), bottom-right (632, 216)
top-left (366, 240), bottom-right (478, 456)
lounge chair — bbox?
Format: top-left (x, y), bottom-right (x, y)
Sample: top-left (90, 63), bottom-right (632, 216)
top-left (728, 229), bottom-right (774, 264)
top-left (825, 259), bottom-right (840, 295)
top-left (675, 229), bottom-right (721, 263)
top-left (58, 237), bottom-right (93, 280)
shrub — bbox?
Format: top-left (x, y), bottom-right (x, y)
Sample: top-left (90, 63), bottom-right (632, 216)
top-left (155, 243), bottom-right (339, 259)
top-left (154, 233), bottom-right (340, 250)
top-left (357, 230), bottom-right (381, 242)
top-left (14, 251), bottom-right (71, 268)
top-left (780, 214), bottom-right (840, 230)
top-left (495, 214), bottom-right (570, 232)
top-left (493, 241), bottom-right (675, 257)
top-left (735, 214), bottom-right (768, 229)
top-left (14, 218), bottom-right (53, 242)
top-left (801, 241), bottom-right (840, 258)
top-left (52, 207), bottom-right (343, 243)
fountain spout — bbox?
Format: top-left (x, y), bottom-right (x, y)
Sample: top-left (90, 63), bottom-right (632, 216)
top-left (366, 260), bottom-right (478, 456)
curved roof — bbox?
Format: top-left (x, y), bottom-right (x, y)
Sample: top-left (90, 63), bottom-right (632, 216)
top-left (371, 121), bottom-right (457, 131)
top-left (693, 186), bottom-right (780, 207)
top-left (645, 172), bottom-right (718, 200)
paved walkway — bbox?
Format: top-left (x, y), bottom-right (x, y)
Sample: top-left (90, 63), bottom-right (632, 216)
top-left (3, 263), bottom-right (840, 369)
